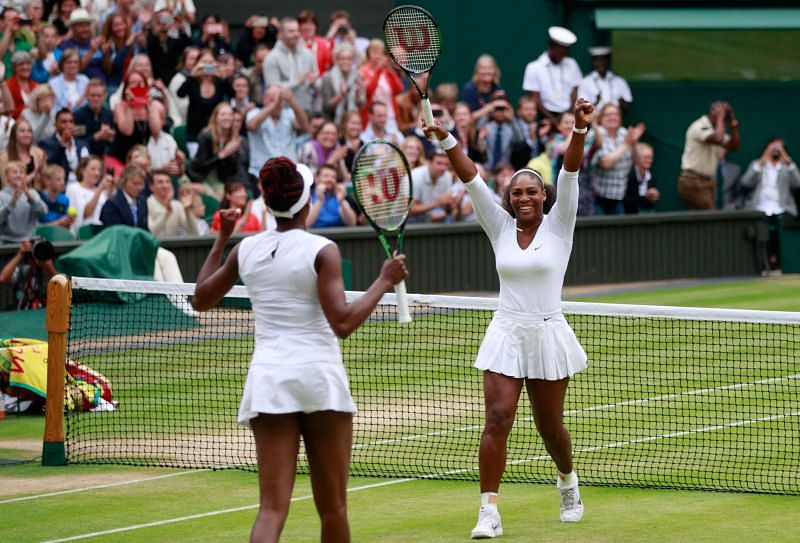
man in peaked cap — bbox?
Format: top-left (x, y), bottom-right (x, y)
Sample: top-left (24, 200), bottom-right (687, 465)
top-left (577, 46), bottom-right (633, 113)
top-left (522, 26), bottom-right (583, 125)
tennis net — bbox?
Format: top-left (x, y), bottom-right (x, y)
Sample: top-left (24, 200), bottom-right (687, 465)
top-left (62, 277), bottom-right (800, 494)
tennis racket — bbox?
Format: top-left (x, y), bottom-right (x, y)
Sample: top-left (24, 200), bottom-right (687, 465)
top-left (351, 140), bottom-right (414, 323)
top-left (383, 5), bottom-right (442, 137)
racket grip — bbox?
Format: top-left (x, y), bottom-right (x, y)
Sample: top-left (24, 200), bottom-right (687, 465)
top-left (394, 280), bottom-right (412, 323)
top-left (421, 98), bottom-right (437, 140)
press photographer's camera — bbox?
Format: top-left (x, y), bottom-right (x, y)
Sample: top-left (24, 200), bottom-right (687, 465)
top-left (25, 237), bottom-right (55, 262)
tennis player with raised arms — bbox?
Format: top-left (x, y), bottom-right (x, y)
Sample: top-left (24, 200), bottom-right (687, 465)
top-left (424, 98), bottom-right (594, 538)
top-left (192, 158), bottom-right (407, 543)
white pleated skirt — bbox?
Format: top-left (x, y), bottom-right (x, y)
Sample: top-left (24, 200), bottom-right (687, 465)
top-left (474, 308), bottom-right (588, 380)
top-left (237, 361), bottom-right (357, 426)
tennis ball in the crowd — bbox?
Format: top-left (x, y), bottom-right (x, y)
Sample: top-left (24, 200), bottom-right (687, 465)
top-left (67, 207), bottom-right (77, 217)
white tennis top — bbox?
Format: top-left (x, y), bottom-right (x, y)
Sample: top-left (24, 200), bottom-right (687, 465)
top-left (464, 169), bottom-right (579, 315)
top-left (238, 228), bottom-right (341, 367)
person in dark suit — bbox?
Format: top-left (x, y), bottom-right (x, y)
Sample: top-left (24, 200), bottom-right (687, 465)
top-left (39, 108), bottom-right (91, 184)
top-left (100, 165), bottom-right (149, 230)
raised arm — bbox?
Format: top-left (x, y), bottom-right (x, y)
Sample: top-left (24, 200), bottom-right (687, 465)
top-left (563, 99), bottom-right (594, 172)
top-left (193, 208), bottom-right (241, 310)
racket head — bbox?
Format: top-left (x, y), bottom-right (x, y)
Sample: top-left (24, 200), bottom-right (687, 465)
top-left (351, 140), bottom-right (413, 234)
top-left (383, 5), bottom-right (441, 75)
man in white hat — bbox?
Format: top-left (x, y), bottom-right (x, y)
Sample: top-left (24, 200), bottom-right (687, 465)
top-left (577, 46), bottom-right (633, 113)
top-left (522, 26), bottom-right (583, 125)
top-left (59, 8), bottom-right (104, 80)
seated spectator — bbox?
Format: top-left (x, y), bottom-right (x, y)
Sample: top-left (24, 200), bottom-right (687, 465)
top-left (740, 138), bottom-right (800, 271)
top-left (50, 49), bottom-right (90, 111)
top-left (66, 155), bottom-right (114, 234)
top-left (358, 39), bottom-right (402, 131)
top-left (459, 54), bottom-right (505, 113)
top-left (319, 42), bottom-right (365, 125)
top-left (147, 169), bottom-right (196, 238)
top-left (100, 13), bottom-right (135, 95)
top-left (408, 149), bottom-right (454, 223)
top-left (360, 100), bottom-right (403, 146)
top-left (52, 0), bottom-right (76, 36)
top-left (40, 108), bottom-right (90, 184)
top-left (234, 15), bottom-right (276, 68)
top-left (125, 144), bottom-right (153, 189)
top-left (146, 8), bottom-right (191, 88)
top-left (31, 24), bottom-right (60, 83)
top-left (167, 46), bottom-right (200, 125)
top-left (105, 71), bottom-right (155, 174)
top-left (299, 10), bottom-right (333, 75)
top-left (146, 100), bottom-right (183, 176)
top-left (192, 14), bottom-right (231, 56)
top-left (546, 111), bottom-right (575, 178)
top-left (245, 43), bottom-right (269, 106)
top-left (453, 101), bottom-right (487, 165)
top-left (298, 120), bottom-right (348, 177)
top-left (0, 238), bottom-right (57, 309)
top-left (395, 73), bottom-right (424, 134)
top-left (73, 78), bottom-right (115, 157)
top-left (38, 164), bottom-right (73, 227)
top-left (100, 164), bottom-right (148, 229)
top-left (230, 73), bottom-right (255, 122)
top-left (0, 118), bottom-right (45, 189)
top-left (187, 102), bottom-right (248, 198)
top-left (21, 83), bottom-right (56, 143)
top-left (246, 85), bottom-right (308, 177)
top-left (338, 109), bottom-right (363, 179)
top-left (25, 0), bottom-right (45, 36)
top-left (59, 8), bottom-right (104, 81)
top-left (2, 50), bottom-right (37, 119)
top-left (307, 163), bottom-right (357, 228)
top-left (624, 142), bottom-right (660, 214)
top-left (0, 160), bottom-right (47, 242)
top-left (433, 82), bottom-right (459, 116)
top-left (483, 98), bottom-right (524, 172)
top-left (177, 48), bottom-right (233, 156)
top-left (0, 8), bottom-right (35, 76)
top-left (177, 185), bottom-right (209, 236)
top-left (514, 95), bottom-right (545, 159)
top-left (210, 180), bottom-right (261, 233)
top-left (401, 135), bottom-right (426, 170)
top-left (590, 103), bottom-right (645, 215)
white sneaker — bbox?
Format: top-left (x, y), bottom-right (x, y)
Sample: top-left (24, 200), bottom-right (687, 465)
top-left (470, 505), bottom-right (503, 539)
top-left (558, 484), bottom-right (584, 522)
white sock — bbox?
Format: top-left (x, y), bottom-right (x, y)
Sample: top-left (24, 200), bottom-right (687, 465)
top-left (480, 492), bottom-right (498, 508)
top-left (558, 470), bottom-right (578, 488)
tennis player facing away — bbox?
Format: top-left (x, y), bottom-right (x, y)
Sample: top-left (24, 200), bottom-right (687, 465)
top-left (192, 157), bottom-right (407, 543)
top-left (424, 98), bottom-right (594, 538)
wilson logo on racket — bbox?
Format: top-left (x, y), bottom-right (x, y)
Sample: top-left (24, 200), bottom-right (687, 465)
top-left (366, 168), bottom-right (403, 204)
top-left (391, 27), bottom-right (432, 52)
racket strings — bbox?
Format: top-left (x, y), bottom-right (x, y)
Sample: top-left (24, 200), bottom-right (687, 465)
top-left (353, 150), bottom-right (411, 230)
top-left (384, 9), bottom-right (440, 73)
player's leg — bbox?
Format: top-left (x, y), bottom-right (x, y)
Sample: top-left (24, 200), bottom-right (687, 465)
top-left (472, 371), bottom-right (523, 538)
top-left (526, 378), bottom-right (583, 522)
top-left (302, 410), bottom-right (353, 543)
top-left (250, 413), bottom-right (302, 543)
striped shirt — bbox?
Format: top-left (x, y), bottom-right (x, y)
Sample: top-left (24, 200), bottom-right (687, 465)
top-left (590, 126), bottom-right (631, 200)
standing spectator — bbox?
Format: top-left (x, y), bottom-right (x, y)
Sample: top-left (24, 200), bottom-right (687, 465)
top-left (233, 15), bottom-right (276, 68)
top-left (578, 46), bottom-right (633, 113)
top-left (307, 163), bottom-right (357, 228)
top-left (298, 9), bottom-right (332, 75)
top-left (49, 49), bottom-right (90, 111)
top-left (408, 149), bottom-right (454, 223)
top-left (263, 16), bottom-right (318, 114)
top-left (319, 42), bottom-right (364, 125)
top-left (167, 46), bottom-right (199, 125)
top-left (192, 14), bottom-right (231, 56)
top-left (25, 0), bottom-right (46, 36)
top-left (106, 70), bottom-right (154, 173)
top-left (147, 169), bottom-right (196, 237)
top-left (740, 138), bottom-right (800, 271)
top-left (358, 39), bottom-right (402, 131)
top-left (32, 24), bottom-right (60, 83)
top-left (0, 160), bottom-right (47, 243)
top-left (590, 104), bottom-right (645, 215)
top-left (66, 155), bottom-right (114, 234)
top-left (59, 8), bottom-right (104, 81)
top-left (21, 83), bottom-right (56, 143)
top-left (624, 142), bottom-right (660, 214)
top-left (359, 101), bottom-right (403, 146)
top-left (0, 118), bottom-right (46, 188)
top-left (38, 164), bottom-right (72, 227)
top-left (100, 13), bottom-right (134, 94)
top-left (522, 26), bottom-right (582, 125)
top-left (146, 8), bottom-right (191, 86)
top-left (246, 85), bottom-right (308, 175)
top-left (210, 179), bottom-right (261, 233)
top-left (73, 78), bottom-right (115, 157)
top-left (100, 164), bottom-right (148, 229)
top-left (298, 120), bottom-right (348, 177)
top-left (678, 101), bottom-right (740, 210)
top-left (40, 108), bottom-right (90, 183)
top-left (460, 54), bottom-right (505, 113)
top-left (325, 10), bottom-right (370, 58)
top-left (98, 0), bottom-right (143, 36)
top-left (2, 50), bottom-right (36, 119)
top-left (52, 0), bottom-right (76, 36)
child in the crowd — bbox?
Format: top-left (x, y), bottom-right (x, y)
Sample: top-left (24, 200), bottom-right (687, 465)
top-left (38, 164), bottom-right (73, 228)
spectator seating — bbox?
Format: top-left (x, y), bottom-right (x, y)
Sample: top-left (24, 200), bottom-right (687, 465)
top-left (35, 225), bottom-right (76, 242)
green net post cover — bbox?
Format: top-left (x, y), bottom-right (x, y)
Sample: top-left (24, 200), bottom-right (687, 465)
top-left (42, 440), bottom-right (66, 466)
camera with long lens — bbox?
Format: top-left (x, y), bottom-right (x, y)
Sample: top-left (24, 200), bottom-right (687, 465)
top-left (25, 236), bottom-right (55, 262)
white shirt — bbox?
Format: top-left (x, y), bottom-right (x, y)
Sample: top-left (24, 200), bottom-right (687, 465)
top-left (147, 132), bottom-right (179, 169)
top-left (522, 52), bottom-right (583, 113)
top-left (577, 70), bottom-right (633, 110)
top-left (66, 183), bottom-right (108, 233)
top-left (465, 168), bottom-right (579, 315)
top-left (755, 161), bottom-right (784, 216)
top-left (238, 229), bottom-right (341, 366)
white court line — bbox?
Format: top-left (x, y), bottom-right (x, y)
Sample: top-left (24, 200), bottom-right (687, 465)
top-left (0, 470), bottom-right (207, 505)
top-left (39, 478), bottom-right (415, 543)
top-left (353, 374), bottom-right (800, 450)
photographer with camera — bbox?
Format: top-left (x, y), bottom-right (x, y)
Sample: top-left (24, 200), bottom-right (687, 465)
top-left (0, 237), bottom-right (56, 309)
top-left (0, 160), bottom-right (47, 243)
top-left (234, 15), bottom-right (276, 69)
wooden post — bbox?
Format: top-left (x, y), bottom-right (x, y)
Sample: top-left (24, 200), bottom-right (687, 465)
top-left (42, 274), bottom-right (71, 466)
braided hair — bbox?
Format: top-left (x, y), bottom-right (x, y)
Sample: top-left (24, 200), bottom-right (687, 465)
top-left (258, 157), bottom-right (306, 216)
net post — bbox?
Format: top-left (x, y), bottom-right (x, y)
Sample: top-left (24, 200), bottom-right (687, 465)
top-left (42, 274), bottom-right (71, 466)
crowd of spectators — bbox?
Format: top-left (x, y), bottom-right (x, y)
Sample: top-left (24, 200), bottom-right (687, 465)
top-left (0, 8), bottom-right (797, 277)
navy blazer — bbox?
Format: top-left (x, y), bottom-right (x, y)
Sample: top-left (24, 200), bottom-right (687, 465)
top-left (100, 189), bottom-right (149, 231)
top-left (40, 135), bottom-right (90, 178)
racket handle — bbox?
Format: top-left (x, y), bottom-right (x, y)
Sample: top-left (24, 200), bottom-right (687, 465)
top-left (394, 280), bottom-right (412, 323)
top-left (421, 98), bottom-right (437, 140)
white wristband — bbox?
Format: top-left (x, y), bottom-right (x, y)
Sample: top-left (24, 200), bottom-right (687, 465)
top-left (573, 125), bottom-right (588, 134)
top-left (440, 133), bottom-right (458, 151)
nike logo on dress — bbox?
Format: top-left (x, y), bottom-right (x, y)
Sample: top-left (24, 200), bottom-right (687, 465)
top-left (544, 317), bottom-right (552, 321)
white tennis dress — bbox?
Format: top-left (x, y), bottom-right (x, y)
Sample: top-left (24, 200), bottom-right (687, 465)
top-left (236, 228), bottom-right (357, 426)
top-left (464, 169), bottom-right (588, 380)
